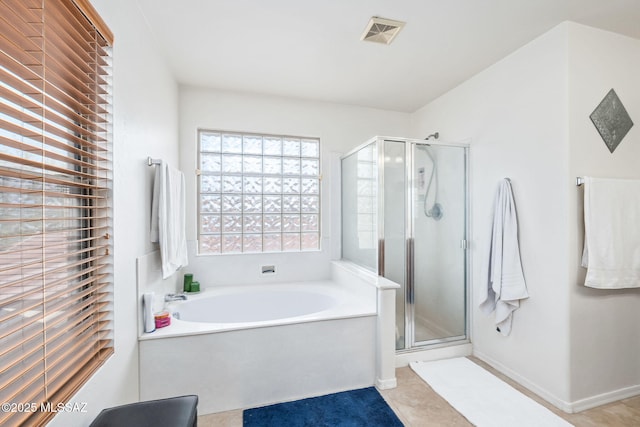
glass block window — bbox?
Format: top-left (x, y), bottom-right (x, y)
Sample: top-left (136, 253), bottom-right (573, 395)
top-left (198, 130), bottom-right (321, 254)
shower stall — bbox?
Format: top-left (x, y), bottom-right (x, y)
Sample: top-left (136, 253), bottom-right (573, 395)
top-left (341, 136), bottom-right (468, 351)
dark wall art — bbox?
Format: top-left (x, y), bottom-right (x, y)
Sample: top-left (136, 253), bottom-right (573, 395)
top-left (589, 88), bottom-right (634, 153)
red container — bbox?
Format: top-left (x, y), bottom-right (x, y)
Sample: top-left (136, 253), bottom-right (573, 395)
top-left (154, 311), bottom-right (171, 329)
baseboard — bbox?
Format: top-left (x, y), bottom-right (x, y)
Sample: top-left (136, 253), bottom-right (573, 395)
top-left (570, 384), bottom-right (640, 413)
top-left (376, 377), bottom-right (397, 390)
top-left (473, 349), bottom-right (640, 413)
top-left (473, 350), bottom-right (574, 413)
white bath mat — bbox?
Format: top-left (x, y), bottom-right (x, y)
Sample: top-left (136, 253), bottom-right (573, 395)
top-left (410, 358), bottom-right (573, 427)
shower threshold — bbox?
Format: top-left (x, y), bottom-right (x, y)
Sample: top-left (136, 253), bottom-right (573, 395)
top-left (395, 341), bottom-right (472, 367)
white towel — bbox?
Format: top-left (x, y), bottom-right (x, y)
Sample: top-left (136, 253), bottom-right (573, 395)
top-left (150, 161), bottom-right (188, 279)
top-left (582, 177), bottom-right (640, 289)
top-left (480, 179), bottom-right (528, 336)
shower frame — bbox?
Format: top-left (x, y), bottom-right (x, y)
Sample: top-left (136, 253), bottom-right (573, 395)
top-left (342, 136), bottom-right (471, 352)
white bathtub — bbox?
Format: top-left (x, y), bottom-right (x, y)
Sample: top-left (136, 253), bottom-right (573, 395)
top-left (169, 282), bottom-right (360, 327)
top-left (138, 261), bottom-right (399, 415)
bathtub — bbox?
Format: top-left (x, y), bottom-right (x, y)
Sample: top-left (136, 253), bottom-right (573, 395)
top-left (138, 261), bottom-right (399, 415)
top-left (162, 282), bottom-right (373, 334)
top-left (172, 288), bottom-right (334, 323)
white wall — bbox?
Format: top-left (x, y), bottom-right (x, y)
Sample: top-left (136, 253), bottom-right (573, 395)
top-left (567, 23), bottom-right (640, 406)
top-left (409, 20), bottom-right (640, 411)
top-left (178, 87), bottom-right (409, 287)
top-left (48, 1), bottom-right (179, 425)
top-left (409, 24), bottom-right (573, 406)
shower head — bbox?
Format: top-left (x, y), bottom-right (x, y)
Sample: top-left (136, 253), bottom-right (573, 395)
top-left (425, 132), bottom-right (439, 140)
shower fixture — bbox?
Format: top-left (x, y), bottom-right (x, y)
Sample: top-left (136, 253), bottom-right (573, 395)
top-left (341, 136), bottom-right (469, 351)
top-left (416, 144), bottom-right (443, 220)
top-left (425, 132), bottom-right (439, 140)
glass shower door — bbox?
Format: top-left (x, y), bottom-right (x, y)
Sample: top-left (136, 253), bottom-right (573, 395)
top-left (381, 140), bottom-right (407, 350)
top-left (411, 143), bottom-right (467, 344)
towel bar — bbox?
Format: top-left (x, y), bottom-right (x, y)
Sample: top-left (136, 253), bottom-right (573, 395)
top-left (148, 157), bottom-right (161, 166)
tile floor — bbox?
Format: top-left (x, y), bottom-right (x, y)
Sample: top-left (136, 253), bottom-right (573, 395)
top-left (198, 356), bottom-right (640, 426)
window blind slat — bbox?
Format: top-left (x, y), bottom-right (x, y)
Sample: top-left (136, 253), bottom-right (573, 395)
top-left (0, 290), bottom-right (108, 343)
top-left (0, 107), bottom-right (108, 163)
top-left (3, 0), bottom-right (44, 22)
top-left (45, 290), bottom-right (110, 326)
top-left (0, 252), bottom-right (108, 296)
top-left (0, 344), bottom-right (46, 393)
top-left (0, 317), bottom-right (110, 392)
top-left (0, 327), bottom-right (44, 377)
top-left (0, 365), bottom-right (46, 415)
top-left (0, 60), bottom-right (110, 138)
top-left (43, 63), bottom-right (110, 118)
top-left (0, 311), bottom-right (109, 383)
top-left (0, 59), bottom-right (44, 105)
top-left (44, 322), bottom-right (111, 372)
top-left (0, 25), bottom-right (44, 73)
top-left (0, 121), bottom-right (108, 172)
top-left (0, 224), bottom-right (109, 243)
top-left (0, 184), bottom-right (107, 200)
top-left (0, 86), bottom-right (110, 153)
top-left (0, 165), bottom-right (108, 189)
top-left (0, 149), bottom-right (108, 179)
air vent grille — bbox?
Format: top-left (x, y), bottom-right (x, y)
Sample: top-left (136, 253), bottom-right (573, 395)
top-left (361, 17), bottom-right (405, 45)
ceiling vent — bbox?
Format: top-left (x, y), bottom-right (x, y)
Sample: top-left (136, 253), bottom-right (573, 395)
top-left (360, 16), bottom-right (405, 45)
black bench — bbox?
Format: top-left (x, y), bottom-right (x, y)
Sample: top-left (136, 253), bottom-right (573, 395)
top-left (89, 395), bottom-right (198, 427)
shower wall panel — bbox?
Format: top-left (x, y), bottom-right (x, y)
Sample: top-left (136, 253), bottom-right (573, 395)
top-left (341, 142), bottom-right (377, 271)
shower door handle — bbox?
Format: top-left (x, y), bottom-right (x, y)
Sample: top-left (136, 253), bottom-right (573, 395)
top-left (460, 239), bottom-right (467, 250)
top-left (406, 237), bottom-right (414, 305)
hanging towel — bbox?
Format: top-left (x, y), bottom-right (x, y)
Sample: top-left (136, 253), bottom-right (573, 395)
top-left (150, 161), bottom-right (189, 279)
top-left (581, 177), bottom-right (640, 289)
top-left (480, 178), bottom-right (529, 336)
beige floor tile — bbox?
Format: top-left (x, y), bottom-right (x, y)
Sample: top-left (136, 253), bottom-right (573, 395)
top-left (198, 357), bottom-right (640, 426)
top-left (198, 409), bottom-right (242, 427)
top-left (380, 367), bottom-right (472, 427)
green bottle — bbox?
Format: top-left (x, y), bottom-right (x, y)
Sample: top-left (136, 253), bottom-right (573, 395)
top-left (183, 273), bottom-right (193, 292)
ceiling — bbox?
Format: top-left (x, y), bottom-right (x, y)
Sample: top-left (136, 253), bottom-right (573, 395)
top-left (136, 0), bottom-right (640, 113)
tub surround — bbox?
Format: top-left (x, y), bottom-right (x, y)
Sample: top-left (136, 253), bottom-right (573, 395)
top-left (138, 259), bottom-right (399, 414)
top-left (329, 260), bottom-right (401, 389)
top-left (136, 251), bottom-right (183, 336)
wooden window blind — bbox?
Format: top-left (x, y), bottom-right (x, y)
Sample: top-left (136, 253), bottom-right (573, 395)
top-left (0, 0), bottom-right (113, 425)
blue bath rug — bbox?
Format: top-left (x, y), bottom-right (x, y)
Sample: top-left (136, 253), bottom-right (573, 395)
top-left (242, 387), bottom-right (404, 427)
